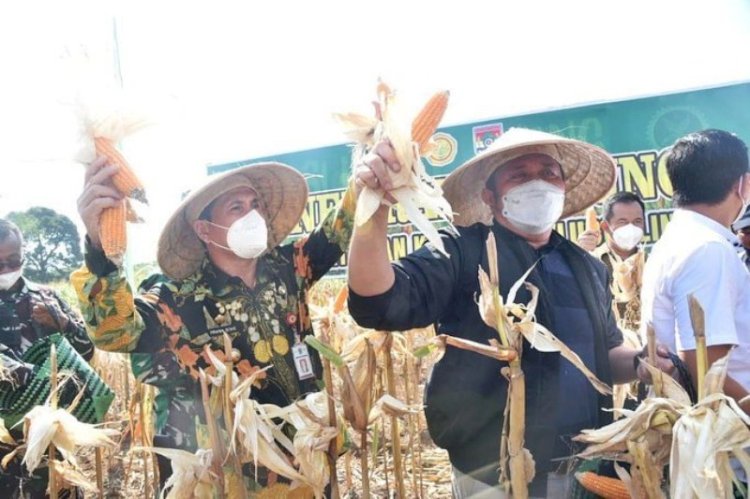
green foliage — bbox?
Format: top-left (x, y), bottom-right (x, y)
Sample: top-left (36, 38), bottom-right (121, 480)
top-left (6, 207), bottom-right (82, 283)
top-left (47, 280), bottom-right (80, 314)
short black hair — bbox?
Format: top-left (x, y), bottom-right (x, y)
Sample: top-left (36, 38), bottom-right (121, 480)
top-left (0, 219), bottom-right (23, 246)
top-left (602, 192), bottom-right (645, 222)
top-left (666, 129), bottom-right (749, 206)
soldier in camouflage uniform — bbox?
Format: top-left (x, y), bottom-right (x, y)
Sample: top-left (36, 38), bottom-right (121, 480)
top-left (73, 157), bottom-right (357, 494)
top-left (0, 219), bottom-right (93, 498)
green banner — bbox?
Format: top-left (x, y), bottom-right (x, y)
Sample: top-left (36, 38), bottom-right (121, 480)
top-left (208, 81), bottom-right (750, 264)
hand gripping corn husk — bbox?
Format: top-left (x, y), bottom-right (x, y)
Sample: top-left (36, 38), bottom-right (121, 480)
top-left (334, 80), bottom-right (455, 256)
top-left (75, 94), bottom-right (150, 266)
top-left (472, 232), bottom-right (611, 498)
top-left (612, 328), bottom-right (643, 420)
top-left (574, 296), bottom-right (750, 499)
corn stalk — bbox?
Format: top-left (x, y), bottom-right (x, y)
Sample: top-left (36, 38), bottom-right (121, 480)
top-left (383, 334), bottom-right (406, 498)
top-left (647, 325), bottom-right (663, 397)
top-left (49, 344), bottom-right (58, 499)
top-left (199, 371), bottom-right (224, 496)
top-left (485, 232), bottom-right (527, 498)
top-left (688, 295), bottom-right (707, 398)
top-left (222, 334), bottom-right (248, 499)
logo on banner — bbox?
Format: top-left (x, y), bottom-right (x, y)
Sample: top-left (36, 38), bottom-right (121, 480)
top-left (473, 123), bottom-right (504, 154)
top-left (426, 132), bottom-right (458, 167)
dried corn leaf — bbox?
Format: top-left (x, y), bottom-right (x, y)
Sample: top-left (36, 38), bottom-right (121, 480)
top-left (432, 334), bottom-right (517, 362)
top-left (22, 406), bottom-right (118, 473)
top-left (639, 360), bottom-right (691, 406)
top-left (332, 113), bottom-right (378, 144)
top-left (140, 447), bottom-right (215, 499)
top-left (49, 459), bottom-right (98, 494)
top-left (670, 395), bottom-right (750, 499)
top-left (0, 418), bottom-right (15, 445)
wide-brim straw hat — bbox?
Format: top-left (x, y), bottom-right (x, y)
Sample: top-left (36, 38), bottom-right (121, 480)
top-left (158, 162), bottom-right (308, 280)
top-left (442, 127), bottom-right (616, 227)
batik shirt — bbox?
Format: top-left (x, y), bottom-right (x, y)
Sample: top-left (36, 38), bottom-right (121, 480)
top-left (0, 277), bottom-right (92, 495)
top-left (71, 185), bottom-right (355, 453)
top-left (0, 277), bottom-right (92, 382)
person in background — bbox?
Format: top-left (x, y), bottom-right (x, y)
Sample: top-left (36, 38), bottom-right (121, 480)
top-left (732, 206), bottom-right (750, 271)
top-left (578, 192), bottom-right (646, 331)
top-left (641, 129), bottom-right (750, 414)
top-left (0, 218), bottom-right (92, 498)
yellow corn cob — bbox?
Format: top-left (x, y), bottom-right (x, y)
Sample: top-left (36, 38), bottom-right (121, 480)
top-left (333, 285), bottom-right (348, 314)
top-left (585, 206), bottom-right (600, 233)
top-left (100, 200), bottom-right (127, 266)
top-left (94, 137), bottom-right (148, 204)
top-left (411, 90), bottom-right (450, 155)
top-left (575, 471), bottom-right (630, 499)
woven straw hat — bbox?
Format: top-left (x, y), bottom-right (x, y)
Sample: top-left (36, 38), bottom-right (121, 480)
top-left (158, 162), bottom-right (308, 280)
top-left (442, 128), bottom-right (616, 227)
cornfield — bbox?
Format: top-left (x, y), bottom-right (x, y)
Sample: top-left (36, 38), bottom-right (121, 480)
top-left (29, 278), bottom-right (454, 498)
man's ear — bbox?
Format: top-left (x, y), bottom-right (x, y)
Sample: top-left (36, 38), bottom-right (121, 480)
top-left (601, 220), bottom-right (611, 235)
top-left (481, 188), bottom-right (496, 208)
top-left (193, 220), bottom-right (211, 244)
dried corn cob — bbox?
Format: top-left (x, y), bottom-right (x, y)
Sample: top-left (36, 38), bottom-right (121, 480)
top-left (576, 471), bottom-right (630, 499)
top-left (411, 90), bottom-right (450, 155)
top-left (585, 207), bottom-right (600, 233)
top-left (94, 137), bottom-right (148, 204)
top-left (100, 200), bottom-right (127, 266)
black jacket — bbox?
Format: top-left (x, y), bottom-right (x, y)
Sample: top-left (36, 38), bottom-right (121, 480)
top-left (349, 222), bottom-right (622, 493)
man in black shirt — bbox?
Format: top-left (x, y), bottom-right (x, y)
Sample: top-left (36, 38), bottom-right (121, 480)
top-left (347, 128), bottom-right (671, 498)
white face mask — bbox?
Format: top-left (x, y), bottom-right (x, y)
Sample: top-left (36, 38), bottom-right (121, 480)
top-left (207, 210), bottom-right (268, 259)
top-left (501, 179), bottom-right (565, 234)
top-left (0, 269), bottom-right (23, 290)
top-left (733, 175), bottom-right (750, 226)
top-left (611, 224), bottom-right (644, 251)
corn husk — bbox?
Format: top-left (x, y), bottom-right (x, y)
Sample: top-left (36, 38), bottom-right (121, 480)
top-left (139, 447), bottom-right (216, 499)
top-left (229, 367), bottom-right (306, 485)
top-left (576, 343), bottom-right (750, 498)
top-left (613, 328), bottom-right (643, 418)
top-left (0, 418), bottom-right (15, 446)
top-left (263, 392), bottom-right (339, 498)
top-left (335, 80), bottom-right (454, 256)
top-left (477, 267), bottom-right (611, 396)
top-left (22, 406), bottom-right (118, 473)
top-left (49, 459), bottom-right (98, 495)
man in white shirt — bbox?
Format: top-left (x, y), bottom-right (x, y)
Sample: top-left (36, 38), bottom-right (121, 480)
top-left (641, 129), bottom-right (750, 411)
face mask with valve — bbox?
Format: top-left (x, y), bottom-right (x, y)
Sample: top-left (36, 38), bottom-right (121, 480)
top-left (611, 224), bottom-right (644, 251)
top-left (501, 179), bottom-right (566, 234)
top-left (206, 209), bottom-right (268, 259)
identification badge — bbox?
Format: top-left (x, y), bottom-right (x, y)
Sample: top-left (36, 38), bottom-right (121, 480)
top-left (292, 343), bottom-right (315, 381)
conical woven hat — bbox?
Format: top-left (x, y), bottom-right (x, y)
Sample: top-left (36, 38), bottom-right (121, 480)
top-left (442, 128), bottom-right (616, 226)
top-left (158, 162), bottom-right (308, 280)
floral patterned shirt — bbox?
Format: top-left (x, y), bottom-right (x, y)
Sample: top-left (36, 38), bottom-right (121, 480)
top-left (71, 184), bottom-right (356, 454)
top-left (0, 277), bottom-right (92, 383)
